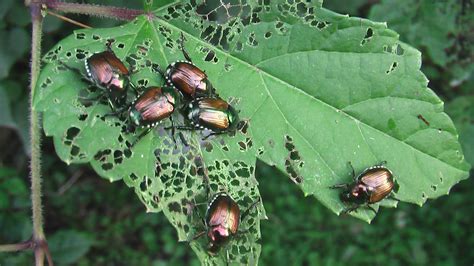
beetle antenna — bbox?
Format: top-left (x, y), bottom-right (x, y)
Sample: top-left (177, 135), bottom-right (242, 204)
top-left (179, 32), bottom-right (193, 63)
top-left (190, 230), bottom-right (206, 242)
top-left (152, 63), bottom-right (165, 77)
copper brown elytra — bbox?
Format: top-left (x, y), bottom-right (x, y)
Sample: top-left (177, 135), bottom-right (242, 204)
top-left (156, 33), bottom-right (216, 99)
top-left (331, 161), bottom-right (397, 213)
top-left (191, 191), bottom-right (260, 255)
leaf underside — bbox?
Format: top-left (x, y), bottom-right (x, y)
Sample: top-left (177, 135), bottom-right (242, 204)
top-left (34, 0), bottom-right (470, 264)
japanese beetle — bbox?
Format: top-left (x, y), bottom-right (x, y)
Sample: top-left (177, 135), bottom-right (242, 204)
top-left (331, 161), bottom-right (396, 213)
top-left (179, 97), bottom-right (240, 139)
top-left (192, 192), bottom-right (260, 255)
top-left (156, 34), bottom-right (216, 99)
top-left (118, 86), bottom-right (180, 145)
top-left (60, 40), bottom-right (136, 110)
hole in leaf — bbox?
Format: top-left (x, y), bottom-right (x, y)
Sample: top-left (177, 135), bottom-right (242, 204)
top-left (66, 127), bottom-right (80, 141)
top-left (169, 201), bottom-right (181, 213)
top-left (71, 145), bottom-right (80, 156)
top-left (114, 150), bottom-right (123, 164)
top-left (204, 49), bottom-right (216, 62)
top-left (75, 32), bottom-right (86, 40)
top-left (129, 173), bottom-right (139, 182)
top-left (102, 163), bottom-right (113, 171)
top-left (94, 149), bottom-right (111, 162)
top-left (386, 62), bottom-right (398, 74)
top-left (396, 44), bottom-right (404, 55)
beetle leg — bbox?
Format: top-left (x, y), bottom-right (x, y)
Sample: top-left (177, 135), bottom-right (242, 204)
top-left (176, 126), bottom-right (197, 131)
top-left (241, 198), bottom-right (261, 222)
top-left (189, 230), bottom-right (206, 242)
top-left (168, 116), bottom-right (177, 146)
top-left (341, 205), bottom-right (359, 214)
top-left (106, 98), bottom-right (117, 112)
top-left (58, 60), bottom-right (80, 73)
top-left (329, 183), bottom-right (350, 189)
top-left (206, 81), bottom-right (216, 97)
top-left (125, 123), bottom-right (136, 134)
top-left (177, 132), bottom-right (189, 147)
top-left (366, 204), bottom-right (377, 214)
top-left (59, 60), bottom-right (93, 83)
top-left (179, 32), bottom-right (193, 63)
top-left (131, 128), bottom-right (152, 147)
top-left (103, 103), bottom-right (131, 118)
top-left (78, 92), bottom-right (104, 102)
top-left (202, 131), bottom-right (227, 140)
top-left (128, 78), bottom-right (139, 96)
top-left (191, 198), bottom-right (207, 227)
top-left (387, 192), bottom-right (399, 201)
top-left (152, 63), bottom-right (165, 77)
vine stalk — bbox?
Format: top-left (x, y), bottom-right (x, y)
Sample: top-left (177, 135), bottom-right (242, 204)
top-left (29, 3), bottom-right (49, 265)
top-left (0, 0), bottom-right (144, 265)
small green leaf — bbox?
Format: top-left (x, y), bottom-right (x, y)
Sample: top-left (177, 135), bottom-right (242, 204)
top-left (48, 230), bottom-right (94, 264)
top-left (0, 27), bottom-right (30, 79)
top-left (3, 177), bottom-right (28, 196)
top-left (1, 80), bottom-right (31, 154)
top-left (0, 0), bottom-right (14, 21)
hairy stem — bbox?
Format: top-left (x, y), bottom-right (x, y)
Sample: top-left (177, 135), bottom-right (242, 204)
top-left (46, 0), bottom-right (144, 21)
top-left (29, 3), bottom-right (52, 266)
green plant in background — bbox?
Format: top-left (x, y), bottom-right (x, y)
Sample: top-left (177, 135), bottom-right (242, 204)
top-left (0, 0), bottom-right (472, 265)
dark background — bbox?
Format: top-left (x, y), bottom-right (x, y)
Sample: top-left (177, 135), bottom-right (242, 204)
top-left (0, 0), bottom-right (473, 265)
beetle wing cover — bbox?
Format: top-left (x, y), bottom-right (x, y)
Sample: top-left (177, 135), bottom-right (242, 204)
top-left (102, 51), bottom-right (129, 75)
top-left (88, 53), bottom-right (114, 86)
top-left (198, 98), bottom-right (229, 111)
top-left (360, 168), bottom-right (394, 203)
top-left (172, 62), bottom-right (207, 96)
top-left (134, 87), bottom-right (174, 123)
top-left (199, 110), bottom-right (230, 129)
top-left (207, 195), bottom-right (240, 234)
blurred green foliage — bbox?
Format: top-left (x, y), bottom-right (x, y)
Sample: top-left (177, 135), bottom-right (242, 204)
top-left (0, 0), bottom-right (473, 265)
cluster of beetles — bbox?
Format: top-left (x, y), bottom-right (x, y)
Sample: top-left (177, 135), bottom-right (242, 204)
top-left (61, 34), bottom-right (253, 255)
top-left (61, 33), bottom-right (397, 255)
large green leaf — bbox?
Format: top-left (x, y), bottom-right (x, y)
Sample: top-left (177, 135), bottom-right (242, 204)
top-left (48, 230), bottom-right (94, 264)
top-left (33, 0), bottom-right (470, 264)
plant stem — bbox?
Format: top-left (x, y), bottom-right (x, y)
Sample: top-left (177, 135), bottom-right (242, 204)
top-left (29, 3), bottom-right (53, 266)
top-left (0, 241), bottom-right (34, 252)
top-left (46, 0), bottom-right (144, 21)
